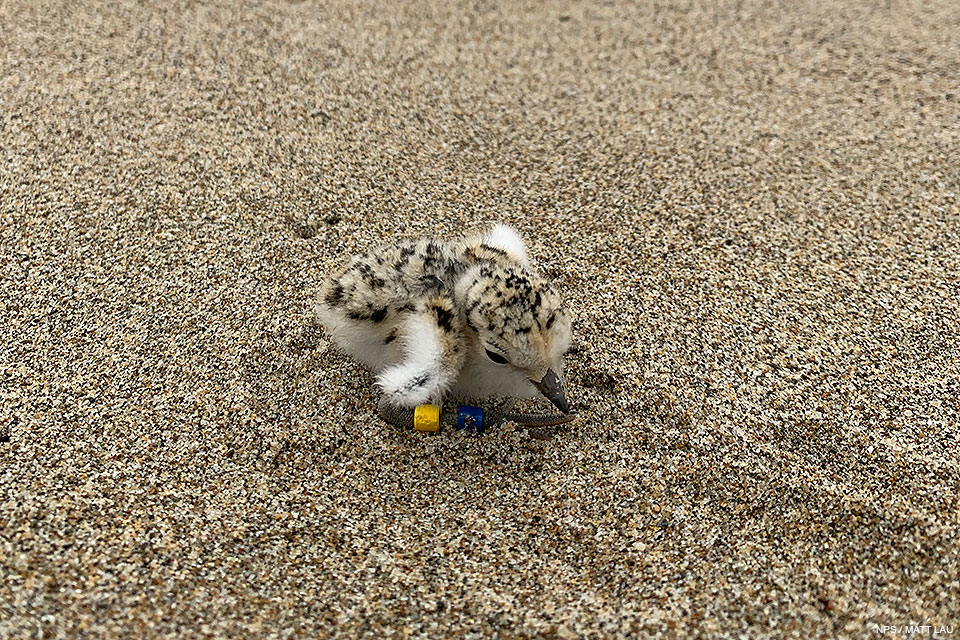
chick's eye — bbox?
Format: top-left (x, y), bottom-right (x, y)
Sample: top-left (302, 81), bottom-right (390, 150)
top-left (485, 349), bottom-right (508, 365)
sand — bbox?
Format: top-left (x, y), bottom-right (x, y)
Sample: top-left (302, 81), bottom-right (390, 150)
top-left (1, 0), bottom-right (958, 637)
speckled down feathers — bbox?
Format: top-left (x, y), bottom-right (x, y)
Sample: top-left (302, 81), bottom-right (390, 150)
top-left (316, 225), bottom-right (572, 406)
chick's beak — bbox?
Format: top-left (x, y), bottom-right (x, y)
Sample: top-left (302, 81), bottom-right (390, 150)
top-left (533, 368), bottom-right (570, 414)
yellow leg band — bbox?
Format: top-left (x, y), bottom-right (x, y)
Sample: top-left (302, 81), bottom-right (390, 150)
top-left (413, 404), bottom-right (441, 432)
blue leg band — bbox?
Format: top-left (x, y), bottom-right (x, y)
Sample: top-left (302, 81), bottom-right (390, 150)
top-left (456, 405), bottom-right (484, 434)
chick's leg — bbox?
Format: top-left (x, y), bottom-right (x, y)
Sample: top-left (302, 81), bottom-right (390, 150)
top-left (376, 296), bottom-right (464, 407)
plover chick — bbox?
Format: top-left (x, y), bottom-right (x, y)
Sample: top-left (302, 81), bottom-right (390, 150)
top-left (315, 224), bottom-right (572, 412)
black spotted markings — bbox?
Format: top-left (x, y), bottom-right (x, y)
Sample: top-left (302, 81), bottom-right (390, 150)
top-left (347, 306), bottom-right (388, 323)
top-left (432, 303), bottom-right (454, 332)
top-left (479, 243), bottom-right (508, 256)
top-left (325, 282), bottom-right (345, 306)
top-left (403, 372), bottom-right (431, 392)
top-left (358, 263), bottom-right (385, 289)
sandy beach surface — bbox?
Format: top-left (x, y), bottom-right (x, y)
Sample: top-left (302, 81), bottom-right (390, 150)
top-left (2, 0), bottom-right (958, 637)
